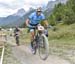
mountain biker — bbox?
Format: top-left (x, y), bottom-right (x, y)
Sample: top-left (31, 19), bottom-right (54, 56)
top-left (25, 7), bottom-right (48, 52)
top-left (14, 26), bottom-right (20, 46)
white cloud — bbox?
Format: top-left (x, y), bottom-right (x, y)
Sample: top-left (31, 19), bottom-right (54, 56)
top-left (0, 8), bottom-right (18, 17)
top-left (0, 0), bottom-right (55, 17)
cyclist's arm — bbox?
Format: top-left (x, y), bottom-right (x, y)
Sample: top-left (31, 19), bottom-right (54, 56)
top-left (25, 13), bottom-right (34, 26)
top-left (25, 18), bottom-right (30, 26)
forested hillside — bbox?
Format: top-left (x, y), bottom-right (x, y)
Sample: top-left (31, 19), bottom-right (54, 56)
top-left (48, 0), bottom-right (75, 25)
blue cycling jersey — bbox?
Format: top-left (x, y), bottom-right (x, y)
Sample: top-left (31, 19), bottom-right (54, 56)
top-left (28, 12), bottom-right (45, 25)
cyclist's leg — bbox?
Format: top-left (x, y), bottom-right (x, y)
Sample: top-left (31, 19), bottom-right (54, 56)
top-left (30, 29), bottom-right (35, 48)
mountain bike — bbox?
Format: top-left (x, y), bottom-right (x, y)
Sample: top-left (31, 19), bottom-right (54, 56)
top-left (31, 24), bottom-right (49, 60)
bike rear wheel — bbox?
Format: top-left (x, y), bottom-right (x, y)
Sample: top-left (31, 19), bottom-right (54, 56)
top-left (15, 36), bottom-right (19, 46)
top-left (38, 34), bottom-right (49, 60)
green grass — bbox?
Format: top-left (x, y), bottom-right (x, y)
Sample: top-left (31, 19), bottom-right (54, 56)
top-left (48, 23), bottom-right (75, 40)
top-left (3, 44), bottom-right (21, 64)
top-left (20, 28), bottom-right (30, 44)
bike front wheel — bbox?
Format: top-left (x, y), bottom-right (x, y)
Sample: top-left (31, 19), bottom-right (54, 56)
top-left (38, 34), bottom-right (49, 60)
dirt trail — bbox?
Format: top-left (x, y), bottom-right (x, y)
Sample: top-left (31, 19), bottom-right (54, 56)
top-left (7, 36), bottom-right (71, 64)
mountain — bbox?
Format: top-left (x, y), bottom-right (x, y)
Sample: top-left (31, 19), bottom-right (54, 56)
top-left (44, 0), bottom-right (68, 17)
top-left (2, 9), bottom-right (34, 27)
top-left (0, 8), bottom-right (26, 28)
top-left (13, 8), bottom-right (26, 17)
top-left (10, 8), bottom-right (35, 27)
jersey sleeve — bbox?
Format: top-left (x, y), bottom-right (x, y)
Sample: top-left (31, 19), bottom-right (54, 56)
top-left (28, 13), bottom-right (34, 20)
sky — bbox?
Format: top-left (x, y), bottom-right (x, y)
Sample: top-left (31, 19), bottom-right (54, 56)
top-left (0, 0), bottom-right (56, 17)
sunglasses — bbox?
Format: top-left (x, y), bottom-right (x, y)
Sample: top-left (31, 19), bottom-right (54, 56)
top-left (37, 11), bottom-right (42, 12)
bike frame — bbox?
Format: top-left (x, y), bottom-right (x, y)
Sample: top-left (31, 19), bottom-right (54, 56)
top-left (33, 26), bottom-right (45, 48)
